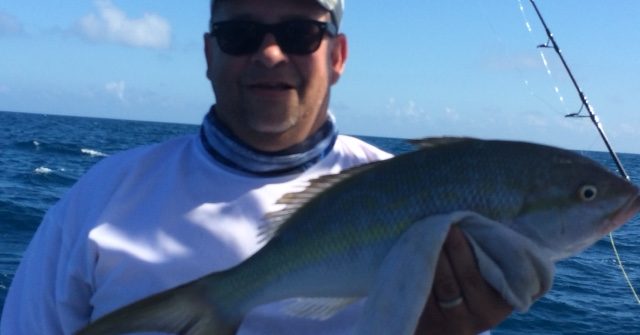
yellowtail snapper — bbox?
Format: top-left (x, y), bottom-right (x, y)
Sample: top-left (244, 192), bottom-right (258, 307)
top-left (76, 137), bottom-right (640, 335)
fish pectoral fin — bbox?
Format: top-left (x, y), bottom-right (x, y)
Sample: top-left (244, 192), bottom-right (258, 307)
top-left (355, 213), bottom-right (456, 335)
top-left (260, 161), bottom-right (382, 243)
top-left (282, 297), bottom-right (361, 320)
top-left (75, 279), bottom-right (238, 335)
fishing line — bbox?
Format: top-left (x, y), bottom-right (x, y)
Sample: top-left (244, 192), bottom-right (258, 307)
top-left (524, 0), bottom-right (639, 305)
top-left (515, 0), bottom-right (572, 118)
top-left (474, 0), bottom-right (581, 127)
top-left (515, 0), bottom-right (601, 155)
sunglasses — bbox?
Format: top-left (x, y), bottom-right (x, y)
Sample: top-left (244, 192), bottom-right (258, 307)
top-left (210, 19), bottom-right (338, 56)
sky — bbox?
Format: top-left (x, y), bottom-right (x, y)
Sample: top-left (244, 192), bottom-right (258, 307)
top-left (1, 0), bottom-right (639, 153)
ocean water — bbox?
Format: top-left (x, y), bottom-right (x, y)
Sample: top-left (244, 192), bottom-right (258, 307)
top-left (1, 110), bottom-right (639, 333)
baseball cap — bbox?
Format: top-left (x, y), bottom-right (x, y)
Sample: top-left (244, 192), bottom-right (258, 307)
top-left (314, 0), bottom-right (344, 27)
top-left (211, 0), bottom-right (345, 28)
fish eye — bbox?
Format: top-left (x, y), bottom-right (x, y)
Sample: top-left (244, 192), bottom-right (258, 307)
top-left (578, 185), bottom-right (598, 202)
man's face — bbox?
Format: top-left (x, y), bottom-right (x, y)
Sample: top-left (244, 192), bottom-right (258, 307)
top-left (204, 0), bottom-right (346, 151)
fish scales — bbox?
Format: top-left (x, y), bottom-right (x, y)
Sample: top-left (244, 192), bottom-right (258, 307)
top-left (188, 140), bottom-right (597, 311)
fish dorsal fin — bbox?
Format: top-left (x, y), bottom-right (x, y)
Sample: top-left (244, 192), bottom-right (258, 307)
top-left (282, 297), bottom-right (360, 320)
top-left (259, 161), bottom-right (381, 242)
top-left (408, 136), bottom-right (476, 149)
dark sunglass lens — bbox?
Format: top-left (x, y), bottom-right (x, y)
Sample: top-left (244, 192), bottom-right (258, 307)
top-left (212, 20), bottom-right (333, 56)
top-left (276, 21), bottom-right (326, 54)
top-left (214, 21), bottom-right (264, 55)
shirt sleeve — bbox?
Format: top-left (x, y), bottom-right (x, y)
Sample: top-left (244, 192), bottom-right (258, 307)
top-left (1, 198), bottom-right (94, 335)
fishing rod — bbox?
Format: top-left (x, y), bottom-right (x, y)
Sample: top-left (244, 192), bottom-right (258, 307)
top-left (528, 0), bottom-right (630, 181)
top-left (527, 0), bottom-right (639, 304)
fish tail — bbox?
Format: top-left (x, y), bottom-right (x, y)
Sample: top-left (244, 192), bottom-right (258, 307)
top-left (75, 277), bottom-right (240, 335)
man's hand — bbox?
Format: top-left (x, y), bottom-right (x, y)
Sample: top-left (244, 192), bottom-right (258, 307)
top-left (415, 226), bottom-right (513, 335)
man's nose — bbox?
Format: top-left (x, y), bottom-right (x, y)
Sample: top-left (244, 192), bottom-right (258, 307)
top-left (251, 33), bottom-right (288, 67)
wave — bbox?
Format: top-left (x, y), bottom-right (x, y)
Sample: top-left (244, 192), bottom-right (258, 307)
top-left (14, 140), bottom-right (108, 158)
top-left (81, 148), bottom-right (108, 157)
top-left (34, 166), bottom-right (53, 174)
top-left (30, 166), bottom-right (78, 187)
top-left (0, 199), bottom-right (44, 232)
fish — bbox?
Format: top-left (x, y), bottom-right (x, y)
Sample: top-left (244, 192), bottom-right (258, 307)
top-left (76, 137), bottom-right (640, 335)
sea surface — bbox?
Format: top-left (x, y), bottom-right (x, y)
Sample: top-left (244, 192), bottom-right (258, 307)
top-left (1, 110), bottom-right (639, 333)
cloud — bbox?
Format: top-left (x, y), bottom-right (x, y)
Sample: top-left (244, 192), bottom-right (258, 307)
top-left (77, 0), bottom-right (171, 49)
top-left (105, 80), bottom-right (126, 101)
top-left (0, 10), bottom-right (24, 36)
top-left (386, 97), bottom-right (430, 122)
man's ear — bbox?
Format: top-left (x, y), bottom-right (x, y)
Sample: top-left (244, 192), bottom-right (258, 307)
top-left (329, 34), bottom-right (348, 85)
top-left (204, 33), bottom-right (215, 80)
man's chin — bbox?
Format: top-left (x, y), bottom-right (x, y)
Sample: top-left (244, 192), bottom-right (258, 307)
top-left (247, 114), bottom-right (298, 134)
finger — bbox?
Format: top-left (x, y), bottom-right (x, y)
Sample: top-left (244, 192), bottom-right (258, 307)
top-left (423, 230), bottom-right (469, 334)
top-left (445, 226), bottom-right (512, 325)
top-left (432, 241), bottom-right (463, 306)
top-left (414, 295), bottom-right (447, 334)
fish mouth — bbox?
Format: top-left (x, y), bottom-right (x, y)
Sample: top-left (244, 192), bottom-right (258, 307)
top-left (601, 191), bottom-right (640, 234)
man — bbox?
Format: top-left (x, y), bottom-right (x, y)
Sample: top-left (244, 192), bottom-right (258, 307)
top-left (1, 0), bottom-right (511, 333)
